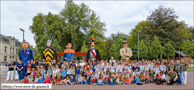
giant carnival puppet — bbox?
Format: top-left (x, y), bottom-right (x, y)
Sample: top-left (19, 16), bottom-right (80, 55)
top-left (63, 43), bottom-right (75, 62)
top-left (86, 36), bottom-right (101, 63)
top-left (19, 41), bottom-right (33, 78)
top-left (42, 40), bottom-right (56, 64)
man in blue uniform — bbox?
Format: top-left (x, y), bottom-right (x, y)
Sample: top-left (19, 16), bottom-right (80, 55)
top-left (19, 41), bottom-right (33, 79)
top-left (5, 61), bottom-right (15, 81)
top-left (16, 60), bottom-right (24, 81)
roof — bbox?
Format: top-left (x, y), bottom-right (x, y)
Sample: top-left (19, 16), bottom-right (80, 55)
top-left (175, 51), bottom-right (189, 57)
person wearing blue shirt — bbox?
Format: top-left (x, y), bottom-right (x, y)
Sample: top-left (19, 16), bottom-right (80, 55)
top-left (5, 61), bottom-right (15, 81)
top-left (16, 60), bottom-right (24, 81)
top-left (19, 41), bottom-right (33, 79)
top-left (61, 68), bottom-right (67, 78)
top-left (135, 75), bottom-right (142, 85)
top-left (37, 76), bottom-right (43, 84)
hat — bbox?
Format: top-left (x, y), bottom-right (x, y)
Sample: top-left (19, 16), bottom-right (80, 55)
top-left (22, 41), bottom-right (29, 44)
top-left (122, 40), bottom-right (128, 44)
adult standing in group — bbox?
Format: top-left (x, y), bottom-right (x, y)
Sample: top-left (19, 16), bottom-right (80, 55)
top-left (120, 40), bottom-right (132, 62)
top-left (181, 59), bottom-right (190, 85)
top-left (167, 60), bottom-right (175, 72)
top-left (86, 36), bottom-right (101, 63)
top-left (42, 40), bottom-right (56, 65)
top-left (19, 41), bottom-right (33, 79)
top-left (174, 60), bottom-right (183, 85)
top-left (63, 43), bottom-right (75, 63)
top-left (5, 61), bottom-right (15, 81)
top-left (16, 60), bottom-right (24, 81)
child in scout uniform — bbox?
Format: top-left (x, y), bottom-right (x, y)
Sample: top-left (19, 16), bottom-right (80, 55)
top-left (109, 75), bottom-right (115, 85)
top-left (37, 75), bottom-right (43, 84)
top-left (167, 69), bottom-right (178, 85)
top-left (50, 76), bottom-right (56, 85)
top-left (26, 63), bottom-right (31, 76)
top-left (135, 75), bottom-right (142, 85)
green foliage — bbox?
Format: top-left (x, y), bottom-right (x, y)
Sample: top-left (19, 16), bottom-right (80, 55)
top-left (81, 41), bottom-right (88, 52)
top-left (150, 36), bottom-right (163, 59)
top-left (34, 53), bottom-right (42, 61)
top-left (181, 40), bottom-right (194, 57)
top-left (163, 41), bottom-right (176, 60)
top-left (139, 39), bottom-right (148, 59)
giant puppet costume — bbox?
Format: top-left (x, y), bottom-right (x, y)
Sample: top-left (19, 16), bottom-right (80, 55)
top-left (19, 41), bottom-right (33, 78)
top-left (120, 40), bottom-right (132, 60)
top-left (86, 36), bottom-right (101, 63)
top-left (42, 40), bottom-right (56, 64)
top-left (63, 43), bottom-right (75, 62)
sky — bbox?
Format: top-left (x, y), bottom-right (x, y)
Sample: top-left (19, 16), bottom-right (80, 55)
top-left (1, 1), bottom-right (193, 47)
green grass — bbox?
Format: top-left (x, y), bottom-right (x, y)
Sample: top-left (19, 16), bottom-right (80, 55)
top-left (187, 66), bottom-right (194, 72)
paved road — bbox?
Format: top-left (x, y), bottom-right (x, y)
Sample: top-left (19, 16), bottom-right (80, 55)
top-left (1, 66), bottom-right (193, 90)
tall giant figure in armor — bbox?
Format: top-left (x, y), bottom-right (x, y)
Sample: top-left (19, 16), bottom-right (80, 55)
top-left (86, 36), bottom-right (101, 63)
top-left (42, 40), bottom-right (56, 64)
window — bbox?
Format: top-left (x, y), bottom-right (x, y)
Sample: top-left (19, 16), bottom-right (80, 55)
top-left (4, 56), bottom-right (7, 61)
top-left (10, 48), bottom-right (12, 54)
top-left (5, 47), bottom-right (7, 53)
top-left (13, 48), bottom-right (14, 54)
top-left (16, 49), bottom-right (18, 54)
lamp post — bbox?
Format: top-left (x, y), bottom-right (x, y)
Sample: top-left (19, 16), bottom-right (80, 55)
top-left (19, 28), bottom-right (25, 42)
top-left (138, 30), bottom-right (141, 61)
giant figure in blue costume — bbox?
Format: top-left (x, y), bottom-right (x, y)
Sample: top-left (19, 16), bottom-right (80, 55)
top-left (63, 43), bottom-right (75, 62)
top-left (19, 41), bottom-right (33, 79)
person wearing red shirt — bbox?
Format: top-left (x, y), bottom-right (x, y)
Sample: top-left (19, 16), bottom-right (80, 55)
top-left (86, 69), bottom-right (91, 77)
top-left (55, 76), bottom-right (61, 85)
top-left (104, 75), bottom-right (109, 85)
top-left (83, 63), bottom-right (88, 69)
top-left (21, 77), bottom-right (29, 84)
top-left (91, 77), bottom-right (96, 85)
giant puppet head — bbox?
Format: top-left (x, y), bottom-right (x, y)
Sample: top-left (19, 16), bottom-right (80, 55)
top-left (22, 41), bottom-right (29, 49)
top-left (90, 35), bottom-right (96, 49)
top-left (122, 40), bottom-right (128, 48)
top-left (47, 40), bottom-right (52, 47)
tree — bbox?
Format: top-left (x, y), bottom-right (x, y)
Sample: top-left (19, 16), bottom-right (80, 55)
top-left (80, 41), bottom-right (88, 52)
top-left (181, 40), bottom-right (194, 59)
top-left (34, 53), bottom-right (42, 61)
top-left (163, 41), bottom-right (176, 60)
top-left (109, 41), bottom-right (118, 60)
top-left (60, 0), bottom-right (106, 52)
top-left (150, 36), bottom-right (163, 59)
top-left (139, 39), bottom-right (148, 59)
top-left (29, 12), bottom-right (64, 55)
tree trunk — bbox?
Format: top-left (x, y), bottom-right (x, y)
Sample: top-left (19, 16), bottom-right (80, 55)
top-left (160, 54), bottom-right (162, 61)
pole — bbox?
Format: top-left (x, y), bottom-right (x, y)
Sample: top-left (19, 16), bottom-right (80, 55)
top-left (138, 31), bottom-right (139, 61)
top-left (23, 31), bottom-right (24, 42)
top-left (179, 47), bottom-right (180, 60)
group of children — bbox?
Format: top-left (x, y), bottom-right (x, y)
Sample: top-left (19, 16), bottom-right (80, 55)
top-left (21, 59), bottom-right (169, 85)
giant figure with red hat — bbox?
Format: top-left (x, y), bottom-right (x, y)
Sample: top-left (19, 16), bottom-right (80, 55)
top-left (86, 36), bottom-right (101, 63)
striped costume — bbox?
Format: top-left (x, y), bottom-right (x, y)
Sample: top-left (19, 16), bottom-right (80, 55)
top-left (42, 47), bottom-right (56, 64)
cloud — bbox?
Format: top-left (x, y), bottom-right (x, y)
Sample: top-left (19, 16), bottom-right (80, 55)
top-left (1, 1), bottom-right (193, 47)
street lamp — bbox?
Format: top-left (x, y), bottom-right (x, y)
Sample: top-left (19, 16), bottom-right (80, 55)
top-left (138, 30), bottom-right (141, 61)
top-left (19, 28), bottom-right (25, 42)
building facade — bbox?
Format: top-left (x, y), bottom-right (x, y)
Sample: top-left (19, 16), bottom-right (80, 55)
top-left (0, 34), bottom-right (21, 65)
